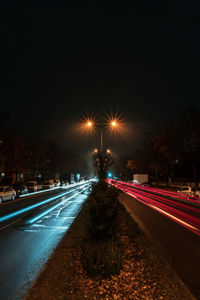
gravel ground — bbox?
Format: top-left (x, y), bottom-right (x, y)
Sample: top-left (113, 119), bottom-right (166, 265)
top-left (24, 193), bottom-right (195, 300)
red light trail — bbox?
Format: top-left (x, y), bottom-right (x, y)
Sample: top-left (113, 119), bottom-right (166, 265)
top-left (108, 180), bottom-right (200, 236)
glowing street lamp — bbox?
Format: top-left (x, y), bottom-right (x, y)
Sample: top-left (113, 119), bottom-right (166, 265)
top-left (111, 120), bottom-right (117, 127)
top-left (87, 121), bottom-right (93, 127)
top-left (84, 118), bottom-right (118, 152)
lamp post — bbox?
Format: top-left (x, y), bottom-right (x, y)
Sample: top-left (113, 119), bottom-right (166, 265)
top-left (100, 129), bottom-right (103, 152)
top-left (86, 119), bottom-right (118, 152)
top-left (85, 118), bottom-right (118, 179)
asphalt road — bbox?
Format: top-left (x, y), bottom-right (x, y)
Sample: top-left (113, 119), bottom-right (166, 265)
top-left (0, 183), bottom-right (91, 300)
top-left (117, 185), bottom-right (200, 300)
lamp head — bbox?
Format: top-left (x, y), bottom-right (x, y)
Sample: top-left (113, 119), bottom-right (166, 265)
top-left (111, 120), bottom-right (117, 127)
top-left (87, 121), bottom-right (93, 127)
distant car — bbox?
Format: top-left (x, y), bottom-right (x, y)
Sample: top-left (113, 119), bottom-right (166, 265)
top-left (42, 180), bottom-right (54, 189)
top-left (13, 183), bottom-right (28, 197)
top-left (0, 186), bottom-right (16, 203)
top-left (61, 180), bottom-right (69, 186)
top-left (142, 182), bottom-right (152, 187)
top-left (53, 179), bottom-right (60, 187)
top-left (178, 186), bottom-right (198, 197)
top-left (196, 190), bottom-right (200, 198)
top-left (26, 181), bottom-right (39, 192)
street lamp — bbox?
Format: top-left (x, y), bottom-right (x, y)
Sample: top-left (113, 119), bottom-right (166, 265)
top-left (111, 121), bottom-right (117, 127)
top-left (86, 119), bottom-right (118, 152)
top-left (87, 121), bottom-right (93, 127)
top-left (83, 117), bottom-right (119, 180)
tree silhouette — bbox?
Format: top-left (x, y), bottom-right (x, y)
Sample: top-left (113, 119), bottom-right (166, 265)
top-left (93, 150), bottom-right (113, 180)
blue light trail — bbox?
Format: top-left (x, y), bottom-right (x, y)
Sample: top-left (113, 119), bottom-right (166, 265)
top-left (26, 188), bottom-right (87, 224)
top-left (0, 185), bottom-right (89, 224)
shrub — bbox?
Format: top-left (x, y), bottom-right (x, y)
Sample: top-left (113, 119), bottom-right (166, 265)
top-left (81, 239), bottom-right (123, 277)
top-left (81, 180), bottom-right (123, 277)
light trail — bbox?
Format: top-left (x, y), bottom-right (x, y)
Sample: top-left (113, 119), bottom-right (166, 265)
top-left (123, 186), bottom-right (200, 228)
top-left (114, 180), bottom-right (200, 203)
top-left (109, 180), bottom-right (200, 236)
top-left (27, 186), bottom-right (88, 224)
top-left (118, 183), bottom-right (200, 218)
top-left (148, 203), bottom-right (200, 236)
top-left (0, 184), bottom-right (89, 224)
top-left (19, 180), bottom-right (91, 198)
top-left (135, 184), bottom-right (200, 203)
top-left (19, 186), bottom-right (61, 198)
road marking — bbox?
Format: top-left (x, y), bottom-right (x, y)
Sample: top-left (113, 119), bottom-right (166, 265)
top-left (26, 186), bottom-right (88, 224)
top-left (0, 219), bottom-right (22, 231)
top-left (0, 187), bottom-right (82, 223)
top-left (148, 203), bottom-right (200, 235)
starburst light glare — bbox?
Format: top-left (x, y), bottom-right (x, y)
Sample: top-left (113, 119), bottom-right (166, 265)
top-left (111, 120), bottom-right (117, 127)
top-left (87, 121), bottom-right (93, 127)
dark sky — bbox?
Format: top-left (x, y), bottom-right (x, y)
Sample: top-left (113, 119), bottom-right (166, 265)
top-left (1, 1), bottom-right (200, 155)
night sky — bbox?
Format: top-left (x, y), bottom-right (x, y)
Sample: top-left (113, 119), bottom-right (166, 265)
top-left (1, 1), bottom-right (200, 155)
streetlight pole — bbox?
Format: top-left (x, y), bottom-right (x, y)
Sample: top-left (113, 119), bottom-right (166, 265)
top-left (85, 118), bottom-right (118, 179)
top-left (86, 119), bottom-right (118, 152)
top-left (100, 129), bottom-right (103, 152)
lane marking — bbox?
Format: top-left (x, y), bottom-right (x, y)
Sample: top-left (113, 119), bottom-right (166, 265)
top-left (26, 186), bottom-right (88, 224)
top-left (148, 203), bottom-right (200, 235)
top-left (0, 219), bottom-right (22, 231)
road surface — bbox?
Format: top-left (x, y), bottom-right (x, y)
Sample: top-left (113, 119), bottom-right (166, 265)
top-left (0, 182), bottom-right (91, 300)
top-left (110, 180), bottom-right (200, 299)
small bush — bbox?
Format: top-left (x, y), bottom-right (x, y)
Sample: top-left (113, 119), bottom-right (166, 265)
top-left (81, 180), bottom-right (123, 277)
top-left (81, 239), bottom-right (123, 277)
top-left (84, 181), bottom-right (120, 241)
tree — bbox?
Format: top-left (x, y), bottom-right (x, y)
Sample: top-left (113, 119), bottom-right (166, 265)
top-left (27, 140), bottom-right (63, 179)
top-left (93, 150), bottom-right (113, 180)
top-left (152, 123), bottom-right (182, 184)
top-left (1, 132), bottom-right (28, 182)
top-left (178, 105), bottom-right (200, 186)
